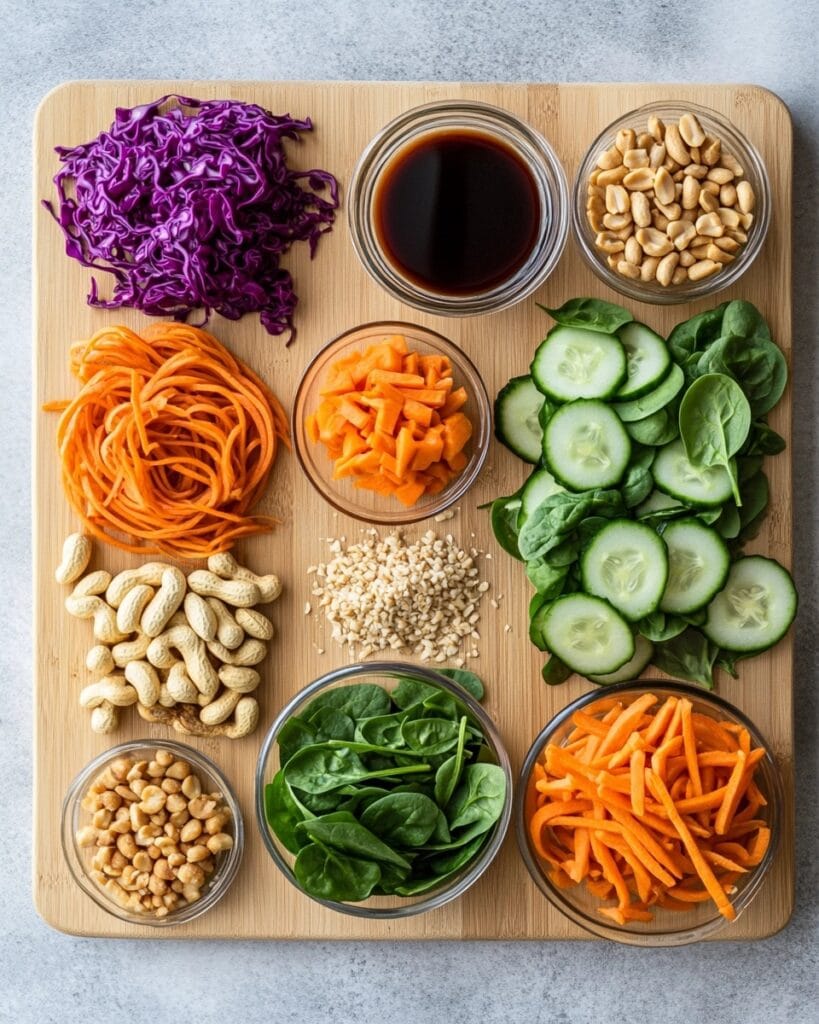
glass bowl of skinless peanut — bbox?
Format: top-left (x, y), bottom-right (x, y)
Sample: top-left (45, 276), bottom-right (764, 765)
top-left (572, 102), bottom-right (771, 303)
top-left (62, 740), bottom-right (244, 925)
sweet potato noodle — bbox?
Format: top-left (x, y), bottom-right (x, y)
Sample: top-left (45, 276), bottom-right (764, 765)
top-left (47, 323), bottom-right (290, 559)
top-left (44, 95), bottom-right (339, 341)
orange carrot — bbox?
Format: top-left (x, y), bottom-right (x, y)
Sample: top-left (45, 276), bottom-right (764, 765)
top-left (48, 322), bottom-right (288, 558)
top-left (526, 691), bottom-right (771, 926)
top-left (307, 335), bottom-right (472, 506)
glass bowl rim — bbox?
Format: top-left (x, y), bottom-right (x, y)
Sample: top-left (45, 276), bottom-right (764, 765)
top-left (572, 99), bottom-right (771, 305)
top-left (348, 98), bottom-right (570, 316)
top-left (255, 659), bottom-right (514, 919)
top-left (515, 678), bottom-right (783, 946)
top-left (61, 737), bottom-right (245, 927)
top-left (291, 319), bottom-right (492, 525)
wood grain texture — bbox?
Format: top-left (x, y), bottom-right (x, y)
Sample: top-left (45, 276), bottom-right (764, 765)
top-left (33, 81), bottom-right (793, 940)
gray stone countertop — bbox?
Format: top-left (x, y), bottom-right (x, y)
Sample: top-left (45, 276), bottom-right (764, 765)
top-left (1, 1), bottom-right (816, 1021)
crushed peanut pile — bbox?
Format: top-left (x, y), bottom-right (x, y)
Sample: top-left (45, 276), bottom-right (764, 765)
top-left (309, 529), bottom-right (489, 663)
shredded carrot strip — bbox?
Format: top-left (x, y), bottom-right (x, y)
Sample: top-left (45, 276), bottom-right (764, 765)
top-left (527, 691), bottom-right (771, 927)
top-left (46, 323), bottom-right (288, 558)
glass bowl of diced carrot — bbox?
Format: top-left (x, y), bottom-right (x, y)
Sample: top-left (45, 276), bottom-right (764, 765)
top-left (516, 681), bottom-right (783, 945)
top-left (293, 321), bottom-right (491, 524)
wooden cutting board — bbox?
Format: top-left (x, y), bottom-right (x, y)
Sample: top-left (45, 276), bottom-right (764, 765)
top-left (33, 81), bottom-right (793, 939)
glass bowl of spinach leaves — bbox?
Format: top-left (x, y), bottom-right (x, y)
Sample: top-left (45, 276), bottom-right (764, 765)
top-left (256, 662), bottom-right (513, 917)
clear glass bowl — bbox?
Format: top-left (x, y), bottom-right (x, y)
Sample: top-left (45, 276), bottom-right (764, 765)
top-left (573, 101), bottom-right (771, 304)
top-left (255, 661), bottom-right (513, 919)
top-left (292, 320), bottom-right (491, 524)
top-left (349, 100), bottom-right (569, 316)
top-left (516, 680), bottom-right (782, 945)
top-left (62, 739), bottom-right (244, 927)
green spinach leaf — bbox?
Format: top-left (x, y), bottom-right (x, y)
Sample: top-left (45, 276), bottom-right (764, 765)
top-left (542, 656), bottom-right (572, 686)
top-left (652, 628), bottom-right (719, 689)
top-left (294, 841), bottom-right (381, 902)
top-left (447, 764), bottom-right (507, 838)
top-left (538, 297), bottom-right (633, 334)
top-left (679, 373), bottom-right (752, 504)
top-left (437, 668), bottom-right (485, 702)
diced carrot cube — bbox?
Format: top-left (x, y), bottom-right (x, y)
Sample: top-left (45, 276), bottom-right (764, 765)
top-left (367, 369), bottom-right (426, 389)
top-left (374, 399), bottom-right (402, 435)
top-left (305, 413), bottom-right (320, 444)
top-left (384, 334), bottom-right (409, 355)
top-left (342, 430), bottom-right (368, 460)
top-left (395, 426), bottom-right (417, 478)
top-left (367, 431), bottom-right (396, 455)
top-left (441, 386), bottom-right (468, 417)
top-left (336, 398), bottom-right (371, 431)
top-left (403, 399), bottom-right (433, 428)
top-left (320, 368), bottom-right (357, 396)
top-left (402, 351), bottom-right (420, 376)
top-left (410, 433), bottom-right (445, 472)
top-left (395, 476), bottom-right (426, 506)
top-left (447, 450), bottom-right (468, 472)
top-left (442, 412), bottom-right (473, 462)
top-left (396, 388), bottom-right (448, 407)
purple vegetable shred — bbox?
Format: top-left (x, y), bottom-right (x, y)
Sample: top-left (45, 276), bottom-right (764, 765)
top-left (44, 95), bottom-right (340, 341)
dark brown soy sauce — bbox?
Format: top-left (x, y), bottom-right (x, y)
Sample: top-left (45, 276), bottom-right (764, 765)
top-left (373, 130), bottom-right (541, 296)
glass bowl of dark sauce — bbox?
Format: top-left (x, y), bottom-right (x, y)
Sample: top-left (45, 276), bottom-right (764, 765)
top-left (349, 101), bottom-right (569, 316)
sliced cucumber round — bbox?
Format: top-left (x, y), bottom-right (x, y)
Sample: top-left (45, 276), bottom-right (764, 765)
top-left (625, 406), bottom-right (680, 446)
top-left (703, 556), bottom-right (797, 653)
top-left (614, 323), bottom-right (672, 400)
top-left (494, 375), bottom-right (544, 463)
top-left (541, 594), bottom-right (634, 676)
top-left (660, 519), bottom-right (730, 614)
top-left (543, 400), bottom-right (631, 491)
top-left (652, 439), bottom-right (733, 508)
top-left (588, 635), bottom-right (654, 686)
top-left (581, 519), bottom-right (668, 620)
top-left (612, 363), bottom-right (684, 422)
top-left (518, 466), bottom-right (565, 526)
top-left (530, 326), bottom-right (626, 402)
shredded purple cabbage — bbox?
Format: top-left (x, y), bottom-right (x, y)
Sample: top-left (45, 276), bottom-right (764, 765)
top-left (44, 95), bottom-right (339, 341)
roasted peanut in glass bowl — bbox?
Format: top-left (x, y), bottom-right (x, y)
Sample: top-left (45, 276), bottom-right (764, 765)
top-left (573, 102), bottom-right (771, 304)
top-left (62, 739), bottom-right (243, 926)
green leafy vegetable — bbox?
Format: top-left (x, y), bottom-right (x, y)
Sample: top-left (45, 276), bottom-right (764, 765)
top-left (266, 677), bottom-right (506, 902)
top-left (538, 297), bottom-right (634, 334)
top-left (652, 628), bottom-right (719, 689)
top-left (679, 373), bottom-right (751, 504)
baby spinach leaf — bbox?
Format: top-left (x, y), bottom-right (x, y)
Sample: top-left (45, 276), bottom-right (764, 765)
top-left (637, 610), bottom-right (688, 643)
top-left (360, 792), bottom-right (441, 848)
top-left (265, 771), bottom-right (308, 855)
top-left (697, 334), bottom-right (787, 417)
top-left (737, 471), bottom-right (770, 542)
top-left (518, 489), bottom-right (623, 561)
top-left (712, 503), bottom-right (741, 539)
top-left (392, 678), bottom-right (438, 710)
top-left (529, 594), bottom-right (550, 651)
top-left (306, 707), bottom-right (356, 743)
top-left (526, 558), bottom-right (569, 598)
top-left (744, 421), bottom-right (786, 456)
top-left (401, 717), bottom-right (461, 755)
top-left (434, 716), bottom-right (468, 808)
top-left (357, 711), bottom-right (410, 748)
top-left (447, 763), bottom-right (507, 837)
top-left (667, 302), bottom-right (728, 363)
top-left (538, 297), bottom-right (633, 334)
top-left (679, 373), bottom-right (751, 504)
top-left (437, 668), bottom-right (484, 702)
top-left (307, 683), bottom-right (392, 721)
top-left (621, 463), bottom-right (654, 509)
top-left (721, 299), bottom-right (771, 341)
top-left (652, 628), bottom-right (719, 689)
top-left (284, 744), bottom-right (431, 793)
top-left (294, 841), bottom-right (381, 902)
top-left (296, 813), bottom-right (411, 870)
top-left (542, 656), bottom-right (572, 686)
top-left (490, 493), bottom-right (524, 560)
top-left (277, 716), bottom-right (317, 768)
top-left (425, 834), bottom-right (488, 877)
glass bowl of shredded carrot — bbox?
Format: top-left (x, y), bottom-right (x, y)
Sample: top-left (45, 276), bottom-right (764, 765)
top-left (293, 321), bottom-right (491, 524)
top-left (517, 681), bottom-right (782, 945)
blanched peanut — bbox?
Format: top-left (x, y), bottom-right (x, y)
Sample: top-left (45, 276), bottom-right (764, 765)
top-left (656, 251), bottom-right (680, 287)
top-left (653, 167), bottom-right (675, 205)
top-left (688, 259), bottom-right (721, 280)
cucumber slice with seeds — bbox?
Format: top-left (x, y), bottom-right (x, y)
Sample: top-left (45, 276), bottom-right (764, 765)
top-left (581, 519), bottom-right (668, 620)
top-left (652, 439), bottom-right (733, 507)
top-left (519, 466), bottom-right (565, 526)
top-left (588, 634), bottom-right (654, 685)
top-left (541, 594), bottom-right (634, 676)
top-left (615, 323), bottom-right (672, 400)
top-left (543, 399), bottom-right (631, 491)
top-left (612, 363), bottom-right (684, 422)
top-left (703, 556), bottom-right (797, 653)
top-left (530, 326), bottom-right (626, 402)
top-left (660, 519), bottom-right (730, 614)
top-left (494, 375), bottom-right (545, 463)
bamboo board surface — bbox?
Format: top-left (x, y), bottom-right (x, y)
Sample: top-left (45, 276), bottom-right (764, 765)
top-left (33, 81), bottom-right (793, 939)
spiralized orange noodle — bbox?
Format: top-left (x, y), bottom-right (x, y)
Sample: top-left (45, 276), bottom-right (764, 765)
top-left (47, 322), bottom-right (289, 558)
